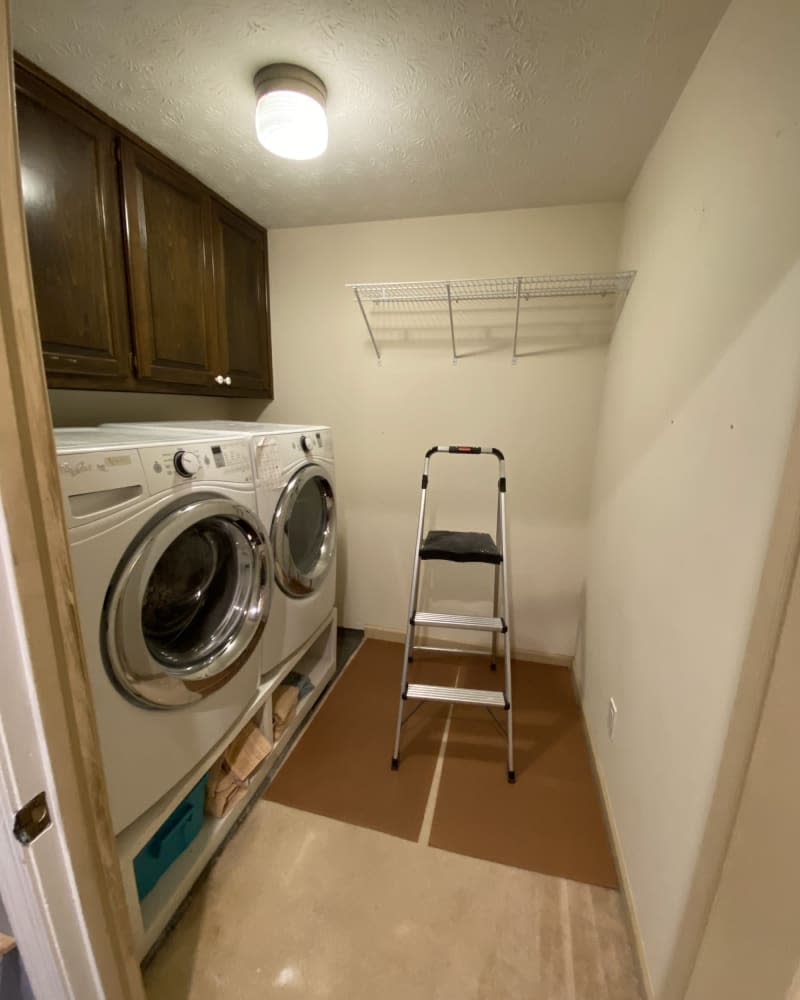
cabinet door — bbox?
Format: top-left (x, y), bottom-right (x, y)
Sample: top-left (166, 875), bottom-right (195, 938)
top-left (120, 140), bottom-right (219, 386)
top-left (212, 202), bottom-right (273, 397)
top-left (15, 67), bottom-right (132, 382)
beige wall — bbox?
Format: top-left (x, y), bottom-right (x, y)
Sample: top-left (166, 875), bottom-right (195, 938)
top-left (583, 0), bottom-right (800, 994)
top-left (685, 550), bottom-right (800, 1000)
top-left (234, 204), bottom-right (623, 656)
top-left (48, 388), bottom-right (237, 427)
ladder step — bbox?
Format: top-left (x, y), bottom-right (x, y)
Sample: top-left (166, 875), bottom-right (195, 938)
top-left (420, 530), bottom-right (502, 565)
top-left (405, 683), bottom-right (507, 707)
top-left (413, 612), bottom-right (506, 632)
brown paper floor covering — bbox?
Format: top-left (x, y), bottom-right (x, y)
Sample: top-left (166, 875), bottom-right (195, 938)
top-left (265, 639), bottom-right (617, 888)
top-left (429, 659), bottom-right (618, 888)
top-left (264, 639), bottom-right (457, 842)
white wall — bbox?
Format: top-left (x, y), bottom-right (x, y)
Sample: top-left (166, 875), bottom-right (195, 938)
top-left (583, 0), bottom-right (800, 993)
top-left (48, 389), bottom-right (237, 428)
top-left (236, 204), bottom-right (622, 656)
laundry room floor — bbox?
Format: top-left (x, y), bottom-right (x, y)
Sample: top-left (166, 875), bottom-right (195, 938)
top-left (143, 641), bottom-right (644, 999)
top-left (144, 802), bottom-right (641, 1000)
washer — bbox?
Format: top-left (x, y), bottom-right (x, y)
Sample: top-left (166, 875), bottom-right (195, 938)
top-left (103, 421), bottom-right (337, 676)
top-left (56, 426), bottom-right (273, 834)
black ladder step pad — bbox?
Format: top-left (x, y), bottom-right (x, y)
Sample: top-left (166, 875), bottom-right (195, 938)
top-left (419, 530), bottom-right (502, 565)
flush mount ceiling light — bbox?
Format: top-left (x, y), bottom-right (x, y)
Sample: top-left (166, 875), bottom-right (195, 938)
top-left (254, 63), bottom-right (328, 160)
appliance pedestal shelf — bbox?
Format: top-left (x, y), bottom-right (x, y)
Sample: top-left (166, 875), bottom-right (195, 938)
top-left (117, 609), bottom-right (338, 960)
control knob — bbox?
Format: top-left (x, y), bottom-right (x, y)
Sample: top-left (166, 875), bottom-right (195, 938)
top-left (174, 450), bottom-right (200, 478)
top-left (300, 435), bottom-right (313, 453)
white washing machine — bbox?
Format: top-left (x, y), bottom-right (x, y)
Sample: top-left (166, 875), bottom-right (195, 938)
top-left (104, 421), bottom-right (337, 676)
top-left (56, 426), bottom-right (273, 835)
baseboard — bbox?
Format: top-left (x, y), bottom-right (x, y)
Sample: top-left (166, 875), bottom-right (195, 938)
top-left (578, 699), bottom-right (655, 1000)
top-left (362, 624), bottom-right (573, 668)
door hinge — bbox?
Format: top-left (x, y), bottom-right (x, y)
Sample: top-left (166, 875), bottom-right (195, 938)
top-left (14, 792), bottom-right (51, 846)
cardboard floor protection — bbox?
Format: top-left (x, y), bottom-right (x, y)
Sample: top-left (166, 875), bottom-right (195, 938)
top-left (264, 639), bottom-right (457, 842)
top-left (428, 659), bottom-right (619, 888)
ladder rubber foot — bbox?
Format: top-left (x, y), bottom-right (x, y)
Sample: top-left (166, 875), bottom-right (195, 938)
top-left (507, 770), bottom-right (516, 784)
top-left (489, 662), bottom-right (497, 671)
top-left (391, 757), bottom-right (399, 771)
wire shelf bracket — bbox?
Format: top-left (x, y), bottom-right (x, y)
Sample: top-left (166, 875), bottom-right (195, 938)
top-left (347, 271), bottom-right (636, 365)
top-left (352, 285), bottom-right (381, 366)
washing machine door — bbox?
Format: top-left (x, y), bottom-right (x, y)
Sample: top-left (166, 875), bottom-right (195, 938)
top-left (104, 495), bottom-right (272, 708)
top-left (271, 463), bottom-right (336, 598)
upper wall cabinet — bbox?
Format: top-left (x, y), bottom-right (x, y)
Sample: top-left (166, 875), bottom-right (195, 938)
top-left (15, 66), bottom-right (132, 385)
top-left (14, 59), bottom-right (273, 399)
top-left (120, 140), bottom-right (219, 387)
top-left (211, 202), bottom-right (273, 396)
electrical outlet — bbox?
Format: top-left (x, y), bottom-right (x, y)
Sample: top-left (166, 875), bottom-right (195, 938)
top-left (607, 698), bottom-right (618, 740)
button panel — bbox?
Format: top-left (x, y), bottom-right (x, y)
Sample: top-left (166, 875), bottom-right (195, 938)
top-left (142, 440), bottom-right (252, 494)
top-left (259, 429), bottom-right (335, 483)
top-left (286, 429), bottom-right (333, 461)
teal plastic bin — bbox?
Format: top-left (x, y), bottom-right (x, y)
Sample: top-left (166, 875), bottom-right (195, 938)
top-left (133, 773), bottom-right (208, 900)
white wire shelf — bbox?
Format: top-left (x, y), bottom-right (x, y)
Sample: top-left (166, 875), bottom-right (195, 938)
top-left (348, 271), bottom-right (635, 364)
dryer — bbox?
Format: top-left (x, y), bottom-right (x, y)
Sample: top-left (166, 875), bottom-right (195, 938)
top-left (103, 421), bottom-right (337, 676)
top-left (259, 424), bottom-right (336, 674)
top-left (56, 427), bottom-right (272, 834)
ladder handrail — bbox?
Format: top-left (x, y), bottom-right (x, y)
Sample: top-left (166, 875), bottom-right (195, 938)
top-left (425, 445), bottom-right (504, 460)
top-left (421, 445), bottom-right (506, 499)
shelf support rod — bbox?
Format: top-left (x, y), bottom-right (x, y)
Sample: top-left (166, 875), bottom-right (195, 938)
top-left (354, 287), bottom-right (381, 365)
top-left (447, 281), bottom-right (457, 364)
top-left (511, 277), bottom-right (522, 366)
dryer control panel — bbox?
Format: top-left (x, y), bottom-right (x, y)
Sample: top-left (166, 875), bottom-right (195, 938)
top-left (141, 439), bottom-right (252, 493)
top-left (294, 428), bottom-right (334, 461)
top-left (253, 428), bottom-right (334, 489)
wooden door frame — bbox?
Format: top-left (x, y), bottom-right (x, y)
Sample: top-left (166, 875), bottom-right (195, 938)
top-left (0, 3), bottom-right (144, 996)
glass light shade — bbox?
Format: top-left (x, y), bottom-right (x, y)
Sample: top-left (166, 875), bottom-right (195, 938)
top-left (255, 89), bottom-right (328, 160)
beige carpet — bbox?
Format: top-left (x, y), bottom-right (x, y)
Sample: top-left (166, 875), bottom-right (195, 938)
top-left (145, 801), bottom-right (643, 1000)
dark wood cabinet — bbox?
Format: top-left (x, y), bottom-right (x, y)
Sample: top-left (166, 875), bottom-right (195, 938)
top-left (14, 58), bottom-right (273, 399)
top-left (212, 202), bottom-right (273, 396)
top-left (15, 66), bottom-right (132, 384)
top-left (120, 141), bottom-right (219, 387)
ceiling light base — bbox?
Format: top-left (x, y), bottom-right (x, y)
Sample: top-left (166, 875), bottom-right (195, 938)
top-left (253, 64), bottom-right (327, 107)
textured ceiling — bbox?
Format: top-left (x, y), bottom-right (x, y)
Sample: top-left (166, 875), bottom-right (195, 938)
top-left (11, 0), bottom-right (729, 229)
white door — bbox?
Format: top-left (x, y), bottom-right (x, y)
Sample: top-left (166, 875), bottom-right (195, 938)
top-left (0, 500), bottom-right (108, 998)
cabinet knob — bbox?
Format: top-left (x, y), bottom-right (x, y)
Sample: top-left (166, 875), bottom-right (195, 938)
top-left (224, 376), bottom-right (232, 386)
top-left (214, 374), bottom-right (224, 384)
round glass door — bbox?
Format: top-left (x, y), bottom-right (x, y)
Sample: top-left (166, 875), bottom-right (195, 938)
top-left (271, 465), bottom-right (336, 598)
top-left (104, 496), bottom-right (272, 708)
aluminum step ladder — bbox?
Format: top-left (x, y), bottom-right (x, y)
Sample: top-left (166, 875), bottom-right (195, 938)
top-left (391, 445), bottom-right (515, 783)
